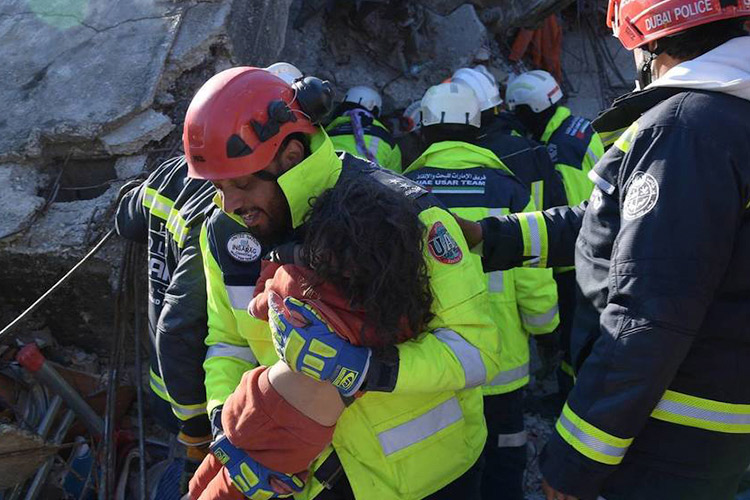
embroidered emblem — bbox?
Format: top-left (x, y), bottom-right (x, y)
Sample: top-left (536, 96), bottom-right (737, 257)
top-left (428, 221), bottom-right (463, 264)
top-left (227, 233), bottom-right (261, 262)
top-left (623, 172), bottom-right (659, 220)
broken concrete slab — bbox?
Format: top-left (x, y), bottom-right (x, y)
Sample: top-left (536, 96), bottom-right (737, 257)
top-left (114, 155), bottom-right (148, 180)
top-left (100, 110), bottom-right (174, 156)
top-left (161, 1), bottom-right (234, 89)
top-left (0, 164), bottom-right (48, 241)
top-left (226, 0), bottom-right (295, 67)
top-left (279, 2), bottom-right (489, 111)
top-left (425, 4), bottom-right (488, 74)
top-left (0, 0), bottom-right (180, 162)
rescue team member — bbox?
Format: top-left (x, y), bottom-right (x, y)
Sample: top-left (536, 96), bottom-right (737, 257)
top-left (188, 67), bottom-right (501, 499)
top-left (115, 62), bottom-right (303, 490)
top-left (455, 2), bottom-right (750, 498)
top-left (453, 66), bottom-right (566, 393)
top-left (505, 70), bottom-right (604, 398)
top-left (403, 82), bottom-right (559, 500)
top-left (454, 66), bottom-right (568, 214)
top-left (324, 86), bottom-right (403, 172)
top-left (189, 177), bottom-right (435, 500)
top-left (115, 159), bottom-right (215, 486)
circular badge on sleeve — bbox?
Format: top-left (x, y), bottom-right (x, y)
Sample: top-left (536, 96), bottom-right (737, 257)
top-left (427, 221), bottom-right (463, 265)
top-left (227, 233), bottom-right (261, 262)
top-left (623, 172), bottom-right (659, 220)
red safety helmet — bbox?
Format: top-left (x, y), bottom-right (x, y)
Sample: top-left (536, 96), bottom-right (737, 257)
top-left (183, 67), bottom-right (317, 180)
top-left (607, 0), bottom-right (750, 50)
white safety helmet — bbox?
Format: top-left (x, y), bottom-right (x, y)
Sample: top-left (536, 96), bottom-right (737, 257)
top-left (403, 99), bottom-right (422, 132)
top-left (265, 62), bottom-right (303, 85)
top-left (451, 66), bottom-right (502, 112)
top-left (343, 86), bottom-right (382, 116)
top-left (420, 82), bottom-right (481, 129)
top-left (473, 65), bottom-right (497, 86)
top-left (505, 70), bottom-right (563, 113)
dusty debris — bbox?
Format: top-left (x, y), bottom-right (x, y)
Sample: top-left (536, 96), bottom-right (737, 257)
top-left (0, 425), bottom-right (59, 489)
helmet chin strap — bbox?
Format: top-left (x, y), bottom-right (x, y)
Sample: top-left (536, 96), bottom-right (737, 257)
top-left (635, 43), bottom-right (663, 91)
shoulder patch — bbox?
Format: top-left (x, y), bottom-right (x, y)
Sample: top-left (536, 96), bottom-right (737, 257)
top-left (227, 232), bottom-right (262, 262)
top-left (564, 116), bottom-right (591, 140)
top-left (427, 221), bottom-right (463, 264)
top-left (623, 172), bottom-right (659, 220)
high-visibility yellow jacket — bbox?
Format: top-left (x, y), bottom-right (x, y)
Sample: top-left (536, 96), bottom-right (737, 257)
top-left (540, 106), bottom-right (603, 206)
top-left (405, 141), bottom-right (559, 395)
top-left (325, 114), bottom-right (402, 173)
top-left (200, 130), bottom-right (501, 499)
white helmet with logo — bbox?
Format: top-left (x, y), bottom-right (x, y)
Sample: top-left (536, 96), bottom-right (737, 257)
top-left (451, 66), bottom-right (502, 112)
top-left (505, 70), bottom-right (563, 113)
top-left (420, 82), bottom-right (481, 129)
top-left (264, 62), bottom-right (303, 85)
top-left (343, 86), bottom-right (382, 116)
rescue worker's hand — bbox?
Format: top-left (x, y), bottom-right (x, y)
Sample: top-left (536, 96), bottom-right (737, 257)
top-left (452, 214), bottom-right (483, 248)
top-left (268, 292), bottom-right (371, 397)
top-left (542, 479), bottom-right (578, 500)
top-left (209, 434), bottom-right (305, 499)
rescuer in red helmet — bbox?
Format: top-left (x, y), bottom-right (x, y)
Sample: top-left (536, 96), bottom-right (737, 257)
top-left (451, 1), bottom-right (750, 499)
top-left (184, 66), bottom-right (502, 500)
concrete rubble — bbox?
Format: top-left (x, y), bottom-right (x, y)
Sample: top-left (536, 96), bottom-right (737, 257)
top-left (0, 0), bottom-right (534, 347)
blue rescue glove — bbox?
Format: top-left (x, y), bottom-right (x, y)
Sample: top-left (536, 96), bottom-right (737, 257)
top-left (210, 434), bottom-right (305, 499)
top-left (268, 293), bottom-right (371, 397)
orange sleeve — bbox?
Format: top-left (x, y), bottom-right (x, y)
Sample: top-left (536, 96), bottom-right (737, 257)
top-left (222, 367), bottom-right (335, 474)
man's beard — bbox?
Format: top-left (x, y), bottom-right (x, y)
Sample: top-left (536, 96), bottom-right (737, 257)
top-left (246, 188), bottom-right (293, 249)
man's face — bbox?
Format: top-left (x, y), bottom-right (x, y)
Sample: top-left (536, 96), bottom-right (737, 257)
top-left (211, 155), bottom-right (292, 247)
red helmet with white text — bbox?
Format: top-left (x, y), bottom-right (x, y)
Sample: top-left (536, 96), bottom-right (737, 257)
top-left (607, 0), bottom-right (750, 50)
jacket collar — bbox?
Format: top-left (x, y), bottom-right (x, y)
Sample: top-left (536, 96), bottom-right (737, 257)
top-left (540, 106), bottom-right (571, 143)
top-left (277, 128), bottom-right (342, 229)
top-left (404, 140), bottom-right (513, 175)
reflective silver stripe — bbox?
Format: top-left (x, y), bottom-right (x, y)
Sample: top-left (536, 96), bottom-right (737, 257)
top-left (226, 285), bottom-right (255, 311)
top-left (488, 271), bottom-right (504, 293)
top-left (525, 256), bottom-right (541, 267)
top-left (522, 305), bottom-right (559, 327)
top-left (172, 404), bottom-right (208, 420)
top-left (520, 213), bottom-right (542, 259)
top-left (497, 430), bottom-right (527, 448)
top-left (206, 343), bottom-right (258, 365)
top-left (654, 399), bottom-right (750, 426)
top-left (588, 170), bottom-right (615, 195)
top-left (377, 397), bottom-right (463, 456)
top-left (586, 146), bottom-right (600, 165)
top-left (531, 180), bottom-right (543, 211)
top-left (143, 191), bottom-right (155, 206)
top-left (150, 197), bottom-right (172, 219)
top-left (557, 410), bottom-right (628, 459)
top-left (435, 328), bottom-right (486, 388)
top-left (488, 208), bottom-right (504, 219)
top-left (150, 371), bottom-right (167, 394)
top-left (488, 363), bottom-right (529, 386)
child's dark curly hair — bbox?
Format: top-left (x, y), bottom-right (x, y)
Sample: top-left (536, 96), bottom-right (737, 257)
top-left (302, 176), bottom-right (434, 344)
